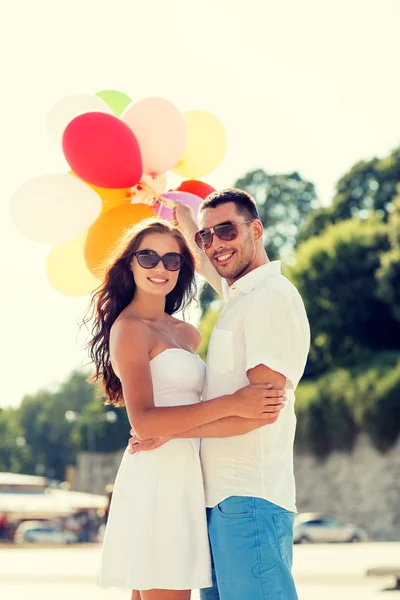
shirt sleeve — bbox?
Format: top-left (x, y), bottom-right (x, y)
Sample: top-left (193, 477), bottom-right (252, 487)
top-left (243, 289), bottom-right (301, 390)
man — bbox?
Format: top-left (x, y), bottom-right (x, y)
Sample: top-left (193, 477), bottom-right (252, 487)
top-left (130, 189), bottom-right (310, 600)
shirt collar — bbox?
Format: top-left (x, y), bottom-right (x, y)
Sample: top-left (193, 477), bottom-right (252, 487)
top-left (222, 261), bottom-right (282, 301)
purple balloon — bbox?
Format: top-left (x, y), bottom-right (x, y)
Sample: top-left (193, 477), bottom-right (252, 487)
top-left (156, 191), bottom-right (202, 223)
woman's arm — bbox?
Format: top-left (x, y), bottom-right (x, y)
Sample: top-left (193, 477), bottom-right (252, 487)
top-left (173, 202), bottom-right (223, 297)
top-left (110, 319), bottom-right (283, 440)
top-left (129, 410), bottom-right (282, 454)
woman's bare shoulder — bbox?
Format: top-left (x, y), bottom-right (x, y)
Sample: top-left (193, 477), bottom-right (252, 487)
top-left (111, 314), bottom-right (153, 346)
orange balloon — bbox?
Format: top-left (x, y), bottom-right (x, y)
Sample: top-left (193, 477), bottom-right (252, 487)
top-left (101, 196), bottom-right (131, 212)
top-left (84, 203), bottom-right (157, 276)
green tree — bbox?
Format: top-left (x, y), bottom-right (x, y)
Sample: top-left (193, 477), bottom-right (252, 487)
top-left (198, 281), bottom-right (222, 318)
top-left (18, 371), bottom-right (96, 480)
top-left (332, 149), bottom-right (400, 221)
top-left (71, 386), bottom-right (130, 454)
top-left (0, 407), bottom-right (29, 472)
top-left (287, 218), bottom-right (400, 374)
top-left (299, 147), bottom-right (400, 244)
top-left (295, 351), bottom-right (400, 457)
top-left (297, 207), bottom-right (334, 246)
top-left (376, 248), bottom-right (400, 323)
top-left (198, 307), bottom-right (223, 361)
top-left (376, 191), bottom-right (400, 322)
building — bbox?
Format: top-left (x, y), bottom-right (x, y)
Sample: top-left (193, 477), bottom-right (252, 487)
top-left (0, 472), bottom-right (107, 522)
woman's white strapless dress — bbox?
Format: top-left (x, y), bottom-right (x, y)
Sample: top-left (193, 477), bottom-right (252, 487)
top-left (99, 348), bottom-right (212, 591)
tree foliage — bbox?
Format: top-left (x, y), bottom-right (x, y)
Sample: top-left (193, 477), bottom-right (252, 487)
top-left (0, 407), bottom-right (29, 473)
top-left (198, 307), bottom-right (222, 361)
top-left (6, 371), bottom-right (130, 480)
top-left (295, 351), bottom-right (400, 457)
top-left (299, 146), bottom-right (400, 243)
top-left (287, 218), bottom-right (400, 374)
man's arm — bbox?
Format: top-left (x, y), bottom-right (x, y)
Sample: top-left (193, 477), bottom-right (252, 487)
top-left (174, 202), bottom-right (223, 297)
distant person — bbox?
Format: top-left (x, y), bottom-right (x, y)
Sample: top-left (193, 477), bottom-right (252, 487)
top-left (78, 512), bottom-right (90, 543)
top-left (129, 190), bottom-right (310, 600)
top-left (85, 218), bottom-right (284, 600)
top-left (0, 513), bottom-right (8, 539)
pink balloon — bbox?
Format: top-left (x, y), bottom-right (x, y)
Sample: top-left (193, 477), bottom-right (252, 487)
top-left (122, 98), bottom-right (187, 176)
top-left (156, 191), bottom-right (202, 223)
top-left (62, 112), bottom-right (142, 188)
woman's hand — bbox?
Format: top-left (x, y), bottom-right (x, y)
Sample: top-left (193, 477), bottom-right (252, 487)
top-left (229, 384), bottom-right (286, 419)
top-left (128, 429), bottom-right (171, 454)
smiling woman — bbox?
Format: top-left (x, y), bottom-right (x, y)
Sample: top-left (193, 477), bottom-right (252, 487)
top-left (84, 218), bottom-right (197, 406)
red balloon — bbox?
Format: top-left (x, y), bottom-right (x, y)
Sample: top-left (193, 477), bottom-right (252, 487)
top-left (176, 179), bottom-right (216, 199)
top-left (62, 112), bottom-right (142, 189)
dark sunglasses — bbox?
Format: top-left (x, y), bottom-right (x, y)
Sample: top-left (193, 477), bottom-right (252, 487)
top-left (194, 220), bottom-right (255, 250)
top-left (133, 250), bottom-right (185, 272)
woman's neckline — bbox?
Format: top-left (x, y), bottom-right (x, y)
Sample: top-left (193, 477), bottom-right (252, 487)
top-left (150, 347), bottom-right (198, 363)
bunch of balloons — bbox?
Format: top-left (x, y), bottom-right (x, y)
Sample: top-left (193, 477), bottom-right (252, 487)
top-left (10, 89), bottom-right (227, 296)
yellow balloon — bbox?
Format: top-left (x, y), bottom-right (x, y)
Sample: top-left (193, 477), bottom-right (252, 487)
top-left (46, 231), bottom-right (101, 297)
top-left (172, 110), bottom-right (227, 179)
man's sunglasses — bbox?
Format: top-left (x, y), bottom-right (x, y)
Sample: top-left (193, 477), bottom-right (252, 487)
top-left (194, 220), bottom-right (255, 250)
top-left (133, 250), bottom-right (185, 272)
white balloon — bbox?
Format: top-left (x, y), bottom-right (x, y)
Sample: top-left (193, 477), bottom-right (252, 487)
top-left (122, 97), bottom-right (187, 175)
top-left (47, 94), bottom-right (112, 147)
top-left (10, 174), bottom-right (102, 244)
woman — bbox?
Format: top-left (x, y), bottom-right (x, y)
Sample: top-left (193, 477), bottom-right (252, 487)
top-left (85, 218), bottom-right (284, 600)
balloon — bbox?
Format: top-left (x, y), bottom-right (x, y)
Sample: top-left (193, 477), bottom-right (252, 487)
top-left (156, 191), bottom-right (202, 223)
top-left (84, 203), bottom-right (157, 276)
top-left (47, 93), bottom-right (111, 147)
top-left (96, 89), bottom-right (132, 117)
top-left (172, 110), bottom-right (227, 179)
top-left (10, 174), bottom-right (102, 244)
top-left (101, 195), bottom-right (132, 212)
top-left (176, 180), bottom-right (216, 199)
top-left (122, 97), bottom-right (187, 175)
top-left (131, 173), bottom-right (167, 206)
top-left (46, 231), bottom-right (101, 297)
top-left (62, 112), bottom-right (143, 188)
top-left (69, 171), bottom-right (132, 212)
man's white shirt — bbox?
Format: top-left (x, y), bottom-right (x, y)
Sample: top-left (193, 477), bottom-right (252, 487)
top-left (201, 261), bottom-right (310, 512)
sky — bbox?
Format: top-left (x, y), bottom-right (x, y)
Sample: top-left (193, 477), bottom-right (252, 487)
top-left (1, 0), bottom-right (399, 408)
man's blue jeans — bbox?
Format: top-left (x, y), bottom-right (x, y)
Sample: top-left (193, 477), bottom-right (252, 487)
top-left (200, 496), bottom-right (298, 600)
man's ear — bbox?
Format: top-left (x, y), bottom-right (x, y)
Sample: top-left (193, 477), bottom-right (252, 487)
top-left (252, 219), bottom-right (264, 242)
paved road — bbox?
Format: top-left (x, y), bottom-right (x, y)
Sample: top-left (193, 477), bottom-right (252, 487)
top-left (0, 543), bottom-right (399, 599)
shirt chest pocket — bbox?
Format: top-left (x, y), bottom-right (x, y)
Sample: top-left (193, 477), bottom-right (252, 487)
top-left (207, 328), bottom-right (235, 374)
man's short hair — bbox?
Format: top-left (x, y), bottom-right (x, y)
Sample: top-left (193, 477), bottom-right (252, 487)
top-left (200, 188), bottom-right (260, 221)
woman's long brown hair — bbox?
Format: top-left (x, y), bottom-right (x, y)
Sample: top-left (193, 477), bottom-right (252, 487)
top-left (83, 218), bottom-right (197, 406)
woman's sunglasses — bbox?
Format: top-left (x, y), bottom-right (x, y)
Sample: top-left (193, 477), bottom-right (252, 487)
top-left (194, 220), bottom-right (255, 250)
top-left (133, 250), bottom-right (185, 272)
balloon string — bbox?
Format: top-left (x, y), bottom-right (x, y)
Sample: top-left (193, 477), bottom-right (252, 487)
top-left (129, 180), bottom-right (176, 209)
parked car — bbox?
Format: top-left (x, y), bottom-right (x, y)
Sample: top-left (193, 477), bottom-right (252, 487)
top-left (293, 513), bottom-right (368, 544)
top-left (14, 520), bottom-right (78, 544)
